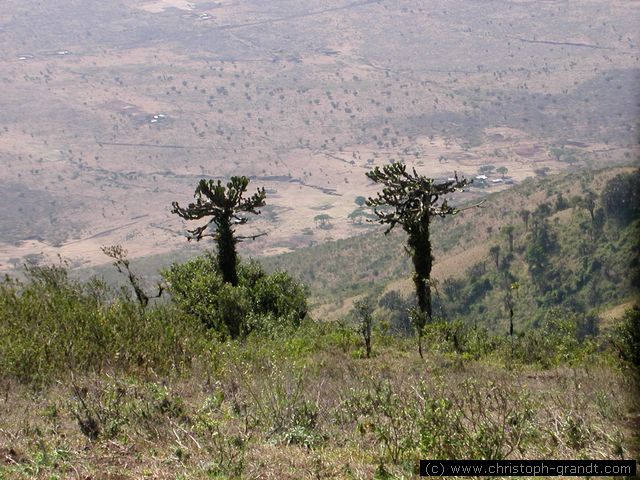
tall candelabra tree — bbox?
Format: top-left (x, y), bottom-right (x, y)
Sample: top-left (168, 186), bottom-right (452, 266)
top-left (366, 162), bottom-right (476, 357)
top-left (171, 176), bottom-right (266, 286)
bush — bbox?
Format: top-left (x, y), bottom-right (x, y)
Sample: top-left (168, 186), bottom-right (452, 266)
top-left (162, 253), bottom-right (308, 338)
top-left (413, 309), bottom-right (598, 368)
top-left (0, 264), bottom-right (209, 384)
top-left (504, 308), bottom-right (598, 367)
top-left (422, 320), bottom-right (496, 359)
top-left (340, 377), bottom-right (536, 465)
top-left (611, 306), bottom-right (640, 369)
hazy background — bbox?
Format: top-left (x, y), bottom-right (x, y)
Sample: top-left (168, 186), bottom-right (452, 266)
top-left (0, 0), bottom-right (638, 270)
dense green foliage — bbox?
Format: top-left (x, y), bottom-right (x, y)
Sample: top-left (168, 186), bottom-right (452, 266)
top-left (162, 253), bottom-right (308, 338)
top-left (435, 180), bottom-right (640, 330)
top-left (0, 264), bottom-right (210, 385)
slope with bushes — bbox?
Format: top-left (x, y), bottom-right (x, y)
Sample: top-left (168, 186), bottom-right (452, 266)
top-left (263, 166), bottom-right (639, 328)
top-left (1, 166), bottom-right (638, 478)
top-left (0, 268), bottom-right (638, 478)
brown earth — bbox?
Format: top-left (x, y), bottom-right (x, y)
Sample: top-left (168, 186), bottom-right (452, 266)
top-left (0, 0), bottom-right (637, 271)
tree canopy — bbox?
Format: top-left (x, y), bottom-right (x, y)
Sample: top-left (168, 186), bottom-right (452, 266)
top-left (171, 176), bottom-right (266, 286)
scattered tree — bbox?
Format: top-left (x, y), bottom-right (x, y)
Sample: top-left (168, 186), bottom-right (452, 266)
top-left (549, 146), bottom-right (565, 161)
top-left (602, 170), bottom-right (640, 226)
top-left (489, 245), bottom-right (501, 270)
top-left (314, 213), bottom-right (333, 229)
top-left (506, 282), bottom-right (519, 337)
top-left (353, 298), bottom-right (374, 358)
top-left (519, 209), bottom-right (530, 230)
top-left (496, 166), bottom-right (508, 179)
top-left (366, 162), bottom-right (476, 357)
top-left (171, 177), bottom-right (266, 286)
top-left (582, 190), bottom-right (597, 223)
top-left (503, 224), bottom-right (515, 252)
top-left (101, 245), bottom-right (163, 308)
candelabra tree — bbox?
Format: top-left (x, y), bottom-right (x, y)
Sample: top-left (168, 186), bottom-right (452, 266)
top-left (171, 176), bottom-right (266, 287)
top-left (366, 162), bottom-right (477, 357)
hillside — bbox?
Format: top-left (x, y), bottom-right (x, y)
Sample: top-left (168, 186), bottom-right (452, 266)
top-left (72, 164), bottom-right (640, 328)
top-left (1, 215), bottom-right (639, 479)
top-left (2, 165), bottom-right (639, 478)
top-left (260, 165), bottom-right (640, 326)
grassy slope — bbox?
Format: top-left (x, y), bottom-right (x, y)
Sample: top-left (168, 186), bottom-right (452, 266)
top-left (262, 165), bottom-right (640, 324)
top-left (1, 166), bottom-right (639, 479)
top-left (0, 323), bottom-right (638, 479)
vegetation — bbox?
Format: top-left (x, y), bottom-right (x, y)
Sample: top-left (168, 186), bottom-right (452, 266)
top-left (162, 253), bottom-right (307, 339)
top-left (611, 306), bottom-right (640, 373)
top-left (366, 163), bottom-right (473, 356)
top-left (352, 298), bottom-right (374, 358)
top-left (171, 177), bottom-right (266, 288)
top-left (433, 170), bottom-right (640, 331)
top-left (257, 167), bottom-right (640, 329)
top-left (0, 264), bottom-right (637, 477)
top-left (0, 263), bottom-right (211, 385)
top-left (101, 244), bottom-right (163, 308)
top-left (1, 0), bottom-right (638, 475)
top-left (601, 170), bottom-right (640, 226)
top-left (1, 167), bottom-right (638, 478)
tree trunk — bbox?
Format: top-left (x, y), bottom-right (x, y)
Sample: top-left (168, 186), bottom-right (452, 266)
top-left (217, 215), bottom-right (239, 286)
top-left (409, 220), bottom-right (433, 322)
top-left (509, 307), bottom-right (514, 336)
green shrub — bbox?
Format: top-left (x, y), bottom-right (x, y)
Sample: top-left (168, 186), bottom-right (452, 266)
top-left (162, 254), bottom-right (308, 338)
top-left (422, 320), bottom-right (498, 360)
top-left (414, 379), bottom-right (537, 460)
top-left (611, 305), bottom-right (640, 369)
top-left (504, 308), bottom-right (597, 367)
top-left (340, 377), bottom-right (537, 465)
top-left (413, 309), bottom-right (598, 368)
top-left (0, 265), bottom-right (209, 384)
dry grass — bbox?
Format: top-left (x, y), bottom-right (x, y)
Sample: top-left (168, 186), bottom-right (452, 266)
top-left (1, 335), bottom-right (637, 479)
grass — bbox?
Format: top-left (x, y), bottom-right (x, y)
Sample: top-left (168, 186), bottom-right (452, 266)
top-left (0, 266), bottom-right (638, 479)
top-left (0, 331), bottom-right (637, 479)
top-left (1, 166), bottom-right (638, 478)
